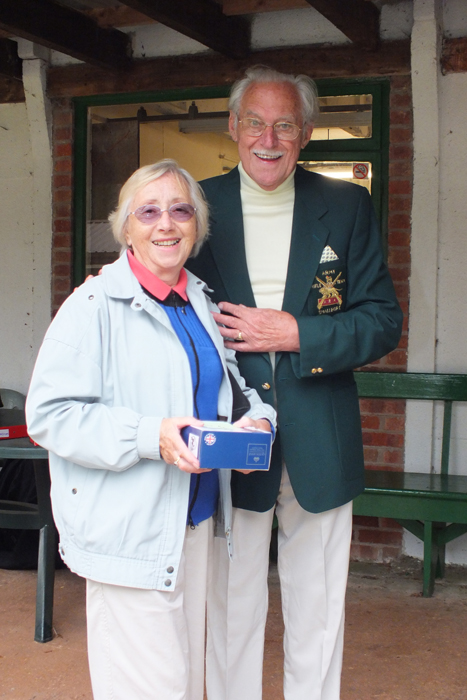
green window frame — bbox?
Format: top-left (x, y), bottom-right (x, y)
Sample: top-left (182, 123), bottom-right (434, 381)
top-left (72, 79), bottom-right (389, 285)
top-left (300, 78), bottom-right (390, 250)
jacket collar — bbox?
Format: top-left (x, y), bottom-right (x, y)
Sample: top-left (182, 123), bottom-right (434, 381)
top-left (101, 252), bottom-right (210, 301)
top-left (207, 166), bottom-right (330, 318)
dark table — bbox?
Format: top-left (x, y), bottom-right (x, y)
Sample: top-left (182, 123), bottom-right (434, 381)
top-left (0, 438), bottom-right (56, 642)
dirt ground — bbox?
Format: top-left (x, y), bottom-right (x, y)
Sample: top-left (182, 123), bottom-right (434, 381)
top-left (1, 558), bottom-right (467, 699)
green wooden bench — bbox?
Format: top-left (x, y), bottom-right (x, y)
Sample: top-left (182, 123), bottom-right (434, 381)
top-left (353, 372), bottom-right (467, 597)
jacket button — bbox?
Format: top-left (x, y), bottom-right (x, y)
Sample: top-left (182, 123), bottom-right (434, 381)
top-left (311, 368), bottom-right (317, 374)
top-left (164, 579), bottom-right (172, 587)
top-left (71, 488), bottom-right (77, 494)
top-left (88, 295), bottom-right (94, 301)
top-left (318, 367), bottom-right (323, 373)
top-left (167, 566), bottom-right (174, 574)
top-left (135, 303), bottom-right (142, 309)
top-left (262, 383), bottom-right (271, 390)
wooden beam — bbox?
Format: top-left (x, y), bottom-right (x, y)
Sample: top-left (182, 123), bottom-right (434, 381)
top-left (304, 0), bottom-right (380, 50)
top-left (85, 6), bottom-right (157, 29)
top-left (222, 0), bottom-right (308, 13)
top-left (122, 0), bottom-right (250, 59)
top-left (0, 38), bottom-right (22, 81)
top-left (46, 39), bottom-right (410, 99)
top-left (0, 0), bottom-right (131, 71)
top-left (441, 37), bottom-right (467, 74)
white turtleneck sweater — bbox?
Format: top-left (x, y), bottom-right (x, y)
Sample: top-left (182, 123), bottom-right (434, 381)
top-left (239, 162), bottom-right (295, 313)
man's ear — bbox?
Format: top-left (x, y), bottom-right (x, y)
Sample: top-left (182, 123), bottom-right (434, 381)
top-left (229, 112), bottom-right (239, 142)
top-left (301, 123), bottom-right (314, 148)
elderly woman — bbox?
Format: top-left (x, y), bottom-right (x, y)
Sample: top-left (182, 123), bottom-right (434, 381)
top-left (26, 159), bottom-right (276, 700)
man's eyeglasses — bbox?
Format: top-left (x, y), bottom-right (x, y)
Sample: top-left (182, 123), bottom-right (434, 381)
top-left (238, 117), bottom-right (302, 141)
top-left (129, 203), bottom-right (196, 224)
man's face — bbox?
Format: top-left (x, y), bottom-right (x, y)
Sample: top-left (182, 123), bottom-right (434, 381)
top-left (229, 81), bottom-right (313, 191)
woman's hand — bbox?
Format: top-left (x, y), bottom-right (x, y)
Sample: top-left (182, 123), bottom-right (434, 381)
top-left (232, 416), bottom-right (272, 474)
top-left (160, 417), bottom-right (212, 474)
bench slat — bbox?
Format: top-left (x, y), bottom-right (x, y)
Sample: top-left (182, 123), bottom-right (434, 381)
top-left (355, 371), bottom-right (467, 401)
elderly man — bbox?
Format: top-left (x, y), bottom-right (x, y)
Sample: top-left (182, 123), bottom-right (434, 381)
top-left (187, 65), bottom-right (402, 700)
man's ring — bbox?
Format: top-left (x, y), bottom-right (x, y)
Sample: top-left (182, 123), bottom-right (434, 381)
top-left (236, 331), bottom-right (243, 342)
top-left (174, 456), bottom-right (181, 466)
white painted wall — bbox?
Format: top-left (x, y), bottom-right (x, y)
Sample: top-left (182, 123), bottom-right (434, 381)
top-left (0, 104), bottom-right (36, 395)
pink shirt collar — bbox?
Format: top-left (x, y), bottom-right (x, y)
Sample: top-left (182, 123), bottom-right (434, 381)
top-left (127, 250), bottom-right (188, 301)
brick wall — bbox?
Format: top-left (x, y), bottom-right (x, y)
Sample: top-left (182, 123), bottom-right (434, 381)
top-left (352, 75), bottom-right (412, 562)
top-left (50, 77), bottom-right (413, 562)
top-left (51, 97), bottom-right (74, 314)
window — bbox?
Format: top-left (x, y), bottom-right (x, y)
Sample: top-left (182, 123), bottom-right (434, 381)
top-left (72, 80), bottom-right (389, 283)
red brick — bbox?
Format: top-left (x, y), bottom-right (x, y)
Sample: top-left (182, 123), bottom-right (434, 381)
top-left (54, 126), bottom-right (72, 141)
top-left (54, 188), bottom-right (72, 202)
top-left (391, 75), bottom-right (411, 91)
top-left (54, 142), bottom-right (73, 158)
top-left (388, 213), bottom-right (411, 230)
top-left (53, 250), bottom-right (72, 263)
top-left (383, 415), bottom-right (405, 431)
top-left (389, 160), bottom-right (412, 178)
top-left (358, 528), bottom-right (402, 545)
top-left (52, 293), bottom-right (69, 310)
top-left (54, 219), bottom-right (71, 233)
top-left (385, 349), bottom-right (407, 366)
top-left (382, 546), bottom-right (402, 561)
top-left (53, 264), bottom-right (71, 277)
top-left (361, 415), bottom-right (381, 430)
top-left (380, 518), bottom-right (403, 529)
top-left (54, 203), bottom-right (71, 218)
top-left (389, 180), bottom-right (412, 195)
top-left (388, 195), bottom-right (412, 211)
top-left (54, 158), bottom-right (72, 173)
top-left (388, 248), bottom-right (411, 265)
top-left (382, 449), bottom-right (404, 466)
top-left (53, 109), bottom-right (73, 127)
top-left (53, 174), bottom-right (72, 189)
top-left (390, 127), bottom-right (412, 143)
top-left (389, 144), bottom-right (413, 160)
top-left (54, 277), bottom-right (73, 293)
top-left (363, 447), bottom-right (379, 463)
top-left (388, 230), bottom-right (410, 247)
top-left (53, 233), bottom-right (72, 248)
top-left (362, 432), bottom-right (404, 448)
top-left (390, 109), bottom-right (412, 126)
top-left (351, 544), bottom-right (380, 561)
top-left (390, 93), bottom-right (412, 109)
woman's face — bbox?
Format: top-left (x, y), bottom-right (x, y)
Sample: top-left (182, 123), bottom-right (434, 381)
top-left (125, 173), bottom-right (197, 285)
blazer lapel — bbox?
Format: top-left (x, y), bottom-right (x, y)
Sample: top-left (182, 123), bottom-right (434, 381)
top-left (282, 168), bottom-right (330, 317)
top-left (207, 168), bottom-right (257, 308)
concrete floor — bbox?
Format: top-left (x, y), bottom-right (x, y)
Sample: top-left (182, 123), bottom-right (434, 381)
top-left (1, 558), bottom-right (467, 700)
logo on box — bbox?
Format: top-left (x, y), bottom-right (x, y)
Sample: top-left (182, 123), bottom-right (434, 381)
top-left (204, 433), bottom-right (217, 446)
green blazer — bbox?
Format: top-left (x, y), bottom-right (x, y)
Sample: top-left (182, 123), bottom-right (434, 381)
top-left (187, 166), bottom-right (403, 513)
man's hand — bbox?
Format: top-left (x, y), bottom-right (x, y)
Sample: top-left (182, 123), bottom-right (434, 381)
top-left (212, 302), bottom-right (300, 353)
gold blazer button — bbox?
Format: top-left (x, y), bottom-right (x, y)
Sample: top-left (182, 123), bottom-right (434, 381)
top-left (262, 382), bottom-right (271, 390)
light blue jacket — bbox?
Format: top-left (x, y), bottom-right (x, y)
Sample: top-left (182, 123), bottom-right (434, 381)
top-left (26, 254), bottom-right (276, 591)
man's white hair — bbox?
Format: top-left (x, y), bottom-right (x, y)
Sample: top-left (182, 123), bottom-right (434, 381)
top-left (229, 65), bottom-right (319, 126)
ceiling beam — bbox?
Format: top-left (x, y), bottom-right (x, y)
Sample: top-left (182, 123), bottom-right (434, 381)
top-left (222, 0), bottom-right (308, 14)
top-left (0, 38), bottom-right (22, 81)
top-left (85, 6), bottom-right (156, 28)
top-left (45, 39), bottom-right (410, 100)
top-left (304, 0), bottom-right (380, 50)
top-left (122, 0), bottom-right (250, 59)
top-left (0, 0), bottom-right (132, 71)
